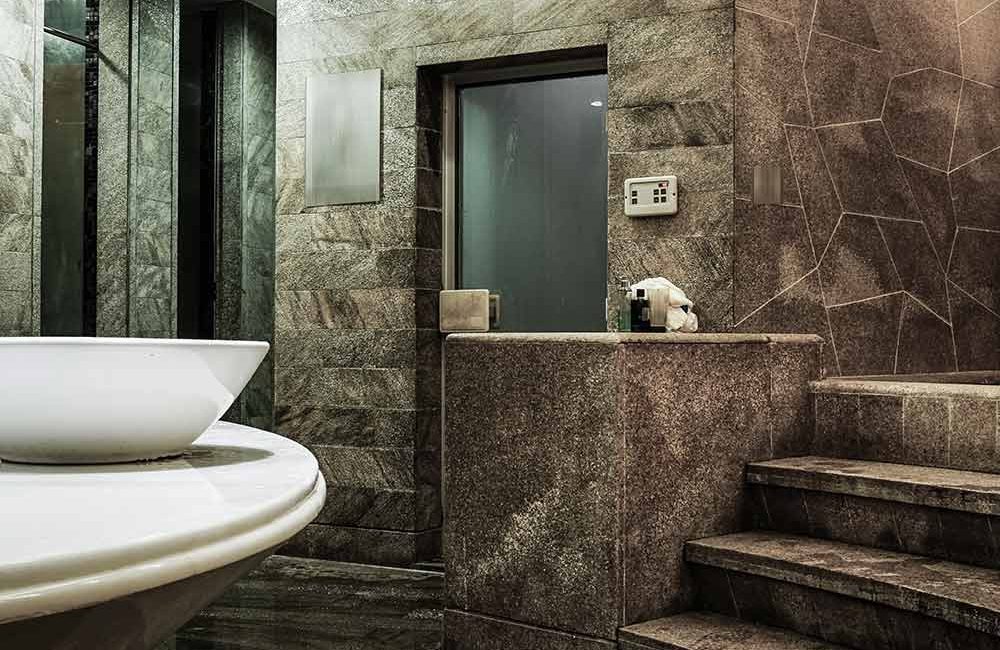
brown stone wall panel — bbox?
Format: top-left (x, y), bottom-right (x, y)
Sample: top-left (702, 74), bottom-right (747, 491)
top-left (444, 338), bottom-right (623, 638)
top-left (950, 151), bottom-right (1000, 232)
top-left (827, 293), bottom-right (904, 377)
top-left (734, 85), bottom-right (798, 205)
top-left (882, 69), bottom-right (963, 171)
top-left (897, 159), bottom-right (956, 261)
top-left (950, 283), bottom-right (1000, 371)
top-left (877, 218), bottom-right (949, 320)
top-left (960, 3), bottom-right (1000, 87)
top-left (895, 297), bottom-right (957, 374)
top-left (733, 201), bottom-right (814, 321)
top-left (952, 81), bottom-right (1000, 170)
top-left (818, 214), bottom-right (900, 307)
top-left (622, 342), bottom-right (772, 623)
top-left (735, 7), bottom-right (810, 125)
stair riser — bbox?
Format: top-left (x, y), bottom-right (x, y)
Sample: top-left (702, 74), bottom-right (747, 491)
top-left (750, 485), bottom-right (1000, 570)
top-left (812, 393), bottom-right (1000, 474)
top-left (692, 565), bottom-right (999, 650)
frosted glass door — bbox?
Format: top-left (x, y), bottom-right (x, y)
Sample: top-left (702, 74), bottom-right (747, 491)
top-left (457, 73), bottom-right (608, 332)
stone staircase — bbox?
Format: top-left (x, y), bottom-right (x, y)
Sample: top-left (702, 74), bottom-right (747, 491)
top-left (620, 379), bottom-right (1000, 650)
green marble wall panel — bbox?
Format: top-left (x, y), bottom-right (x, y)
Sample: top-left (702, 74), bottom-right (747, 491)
top-left (218, 1), bottom-right (276, 429)
top-left (129, 0), bottom-right (178, 338)
top-left (0, 0), bottom-right (37, 335)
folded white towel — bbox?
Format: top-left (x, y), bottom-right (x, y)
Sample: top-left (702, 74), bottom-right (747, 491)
top-left (631, 277), bottom-right (699, 332)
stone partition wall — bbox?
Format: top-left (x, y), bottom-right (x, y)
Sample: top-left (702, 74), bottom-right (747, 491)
top-left (0, 0), bottom-right (39, 335)
top-left (130, 0), bottom-right (179, 338)
top-left (0, 0), bottom-right (176, 338)
top-left (443, 333), bottom-right (823, 648)
top-left (273, 0), bottom-right (735, 567)
top-left (732, 1), bottom-right (1000, 375)
top-left (218, 1), bottom-right (277, 430)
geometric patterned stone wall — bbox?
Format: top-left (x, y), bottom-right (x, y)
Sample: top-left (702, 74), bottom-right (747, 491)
top-left (733, 0), bottom-right (1000, 375)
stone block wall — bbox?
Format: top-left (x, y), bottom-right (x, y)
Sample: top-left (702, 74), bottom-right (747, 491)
top-left (273, 0), bottom-right (735, 567)
top-left (443, 333), bottom-right (823, 647)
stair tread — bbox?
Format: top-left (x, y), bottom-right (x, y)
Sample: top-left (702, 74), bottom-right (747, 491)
top-left (748, 456), bottom-right (1000, 516)
top-left (620, 612), bottom-right (849, 649)
top-left (687, 531), bottom-right (1000, 636)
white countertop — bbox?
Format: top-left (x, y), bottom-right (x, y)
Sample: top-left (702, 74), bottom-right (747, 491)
top-left (0, 422), bottom-right (325, 623)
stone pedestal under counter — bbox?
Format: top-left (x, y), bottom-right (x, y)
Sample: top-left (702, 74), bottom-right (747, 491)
top-left (443, 333), bottom-right (824, 648)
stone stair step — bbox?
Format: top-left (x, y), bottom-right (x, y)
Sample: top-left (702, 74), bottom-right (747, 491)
top-left (746, 456), bottom-right (1000, 569)
top-left (619, 612), bottom-right (848, 650)
top-left (686, 531), bottom-right (1000, 641)
top-left (809, 378), bottom-right (1000, 474)
top-left (747, 456), bottom-right (1000, 515)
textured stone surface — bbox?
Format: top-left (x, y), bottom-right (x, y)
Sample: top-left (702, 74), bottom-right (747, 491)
top-left (692, 564), bottom-right (1000, 650)
top-left (733, 201), bottom-right (813, 321)
top-left (171, 555), bottom-right (444, 650)
top-left (749, 456), bottom-right (1000, 517)
top-left (129, 0), bottom-right (177, 338)
top-left (687, 531), bottom-right (1000, 638)
top-left (444, 337), bottom-right (622, 638)
top-left (619, 612), bottom-right (849, 650)
top-left (736, 0), bottom-right (999, 378)
top-left (812, 377), bottom-right (1000, 472)
top-left (950, 228), bottom-right (1000, 314)
top-left (827, 293), bottom-right (904, 376)
top-left (951, 283), bottom-right (1000, 371)
top-left (960, 2), bottom-right (1000, 87)
top-left (282, 523), bottom-right (440, 567)
top-left (883, 69), bottom-right (963, 170)
top-left (0, 0), bottom-right (35, 335)
top-left (444, 334), bottom-right (822, 640)
top-left (446, 609), bottom-right (614, 650)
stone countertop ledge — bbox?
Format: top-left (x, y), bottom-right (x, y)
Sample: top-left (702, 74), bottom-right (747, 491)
top-left (446, 332), bottom-right (825, 345)
top-left (812, 376), bottom-right (1000, 400)
top-left (0, 422), bottom-right (326, 624)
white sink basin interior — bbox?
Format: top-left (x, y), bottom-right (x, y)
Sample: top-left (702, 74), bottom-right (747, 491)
top-left (0, 337), bottom-right (269, 463)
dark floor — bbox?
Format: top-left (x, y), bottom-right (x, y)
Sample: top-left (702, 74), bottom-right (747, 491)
top-left (165, 555), bottom-right (444, 650)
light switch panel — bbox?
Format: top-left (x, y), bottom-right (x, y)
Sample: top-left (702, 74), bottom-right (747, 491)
top-left (624, 176), bottom-right (678, 217)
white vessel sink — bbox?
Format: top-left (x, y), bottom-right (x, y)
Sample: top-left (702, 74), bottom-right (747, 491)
top-left (0, 423), bottom-right (326, 648)
top-left (0, 337), bottom-right (268, 463)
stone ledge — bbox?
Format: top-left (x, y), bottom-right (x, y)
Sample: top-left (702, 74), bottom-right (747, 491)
top-left (686, 531), bottom-right (1000, 637)
top-left (447, 332), bottom-right (824, 346)
top-left (811, 377), bottom-right (1000, 400)
top-left (620, 611), bottom-right (849, 650)
top-left (747, 456), bottom-right (1000, 517)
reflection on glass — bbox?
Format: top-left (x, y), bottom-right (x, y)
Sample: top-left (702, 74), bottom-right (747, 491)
top-left (41, 34), bottom-right (86, 335)
top-left (458, 73), bottom-right (609, 332)
top-left (44, 0), bottom-right (87, 37)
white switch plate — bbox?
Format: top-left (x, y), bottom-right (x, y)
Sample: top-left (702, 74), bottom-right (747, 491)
top-left (624, 176), bottom-right (678, 217)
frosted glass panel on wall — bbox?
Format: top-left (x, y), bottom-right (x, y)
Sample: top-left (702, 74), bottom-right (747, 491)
top-left (305, 69), bottom-right (381, 206)
top-left (40, 34), bottom-right (86, 335)
top-left (458, 73), bottom-right (609, 332)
